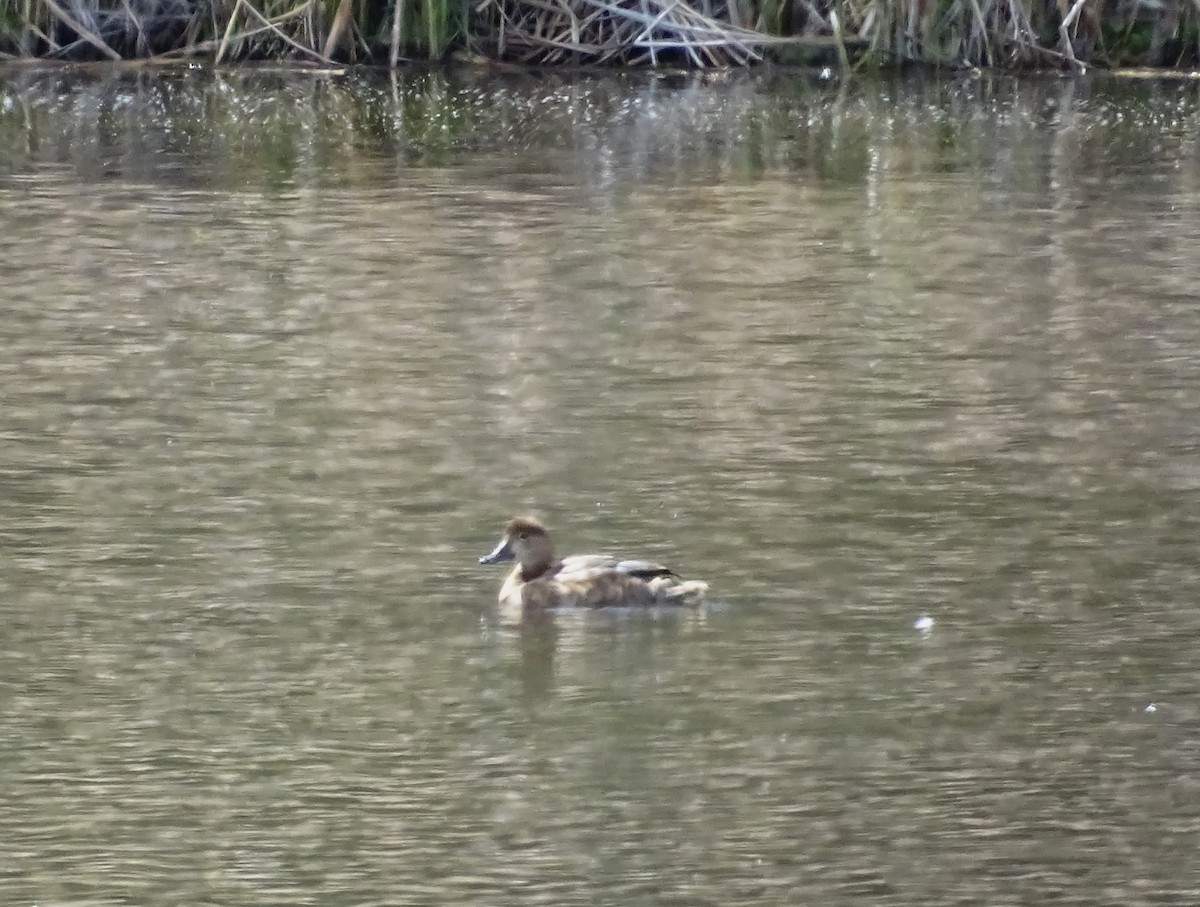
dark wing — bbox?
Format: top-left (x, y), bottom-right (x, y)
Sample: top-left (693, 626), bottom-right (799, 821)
top-left (612, 559), bottom-right (678, 580)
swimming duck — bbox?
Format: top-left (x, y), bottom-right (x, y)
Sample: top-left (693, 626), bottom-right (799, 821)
top-left (479, 517), bottom-right (709, 614)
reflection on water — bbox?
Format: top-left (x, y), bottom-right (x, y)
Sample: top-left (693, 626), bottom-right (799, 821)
top-left (2, 67), bottom-right (1200, 905)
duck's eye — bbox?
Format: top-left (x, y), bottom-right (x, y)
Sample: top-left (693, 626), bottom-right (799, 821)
top-left (517, 532), bottom-right (528, 541)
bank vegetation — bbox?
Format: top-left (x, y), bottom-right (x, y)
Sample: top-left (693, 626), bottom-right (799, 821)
top-left (1, 0), bottom-right (1197, 69)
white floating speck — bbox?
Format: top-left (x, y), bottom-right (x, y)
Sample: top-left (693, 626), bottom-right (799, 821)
top-left (1144, 703), bottom-right (1157, 713)
top-left (913, 616), bottom-right (935, 632)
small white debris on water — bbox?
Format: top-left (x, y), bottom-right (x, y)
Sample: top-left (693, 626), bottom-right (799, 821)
top-left (1144, 703), bottom-right (1157, 713)
top-left (820, 67), bottom-right (833, 81)
top-left (913, 616), bottom-right (935, 632)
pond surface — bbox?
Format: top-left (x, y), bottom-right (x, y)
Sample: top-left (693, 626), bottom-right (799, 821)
top-left (2, 65), bottom-right (1200, 905)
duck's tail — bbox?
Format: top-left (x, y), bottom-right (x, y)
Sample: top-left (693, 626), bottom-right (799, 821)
top-left (648, 577), bottom-right (709, 607)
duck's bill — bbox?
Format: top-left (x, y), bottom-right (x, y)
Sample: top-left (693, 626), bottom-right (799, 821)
top-left (479, 537), bottom-right (514, 565)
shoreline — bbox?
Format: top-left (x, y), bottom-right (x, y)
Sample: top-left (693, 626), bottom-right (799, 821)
top-left (3, 0), bottom-right (1199, 71)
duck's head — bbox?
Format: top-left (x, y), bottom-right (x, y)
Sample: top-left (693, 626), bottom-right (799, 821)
top-left (479, 517), bottom-right (556, 574)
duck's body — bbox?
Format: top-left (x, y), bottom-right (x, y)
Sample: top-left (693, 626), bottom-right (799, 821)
top-left (480, 517), bottom-right (708, 616)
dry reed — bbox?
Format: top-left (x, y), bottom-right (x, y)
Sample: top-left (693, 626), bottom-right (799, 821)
top-left (1, 0), bottom-right (1197, 66)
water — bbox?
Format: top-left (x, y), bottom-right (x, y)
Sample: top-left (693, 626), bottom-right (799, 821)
top-left (2, 66), bottom-right (1200, 905)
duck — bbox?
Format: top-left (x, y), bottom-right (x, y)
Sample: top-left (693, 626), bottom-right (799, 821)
top-left (479, 516), bottom-right (709, 615)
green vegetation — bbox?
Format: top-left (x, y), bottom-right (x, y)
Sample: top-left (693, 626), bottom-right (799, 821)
top-left (1, 0), bottom-right (1198, 68)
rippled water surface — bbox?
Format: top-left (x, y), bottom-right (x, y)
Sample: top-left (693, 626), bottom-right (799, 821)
top-left (2, 66), bottom-right (1200, 905)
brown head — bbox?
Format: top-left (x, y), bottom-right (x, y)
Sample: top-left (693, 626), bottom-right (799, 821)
top-left (479, 517), bottom-right (558, 580)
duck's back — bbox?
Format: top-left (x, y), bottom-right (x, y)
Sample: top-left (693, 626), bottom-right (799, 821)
top-left (558, 554), bottom-right (676, 580)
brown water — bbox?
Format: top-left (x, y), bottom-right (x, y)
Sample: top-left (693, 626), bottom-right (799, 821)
top-left (2, 65), bottom-right (1200, 905)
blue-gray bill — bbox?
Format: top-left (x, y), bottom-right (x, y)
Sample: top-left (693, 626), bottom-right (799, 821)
top-left (479, 538), bottom-right (514, 564)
